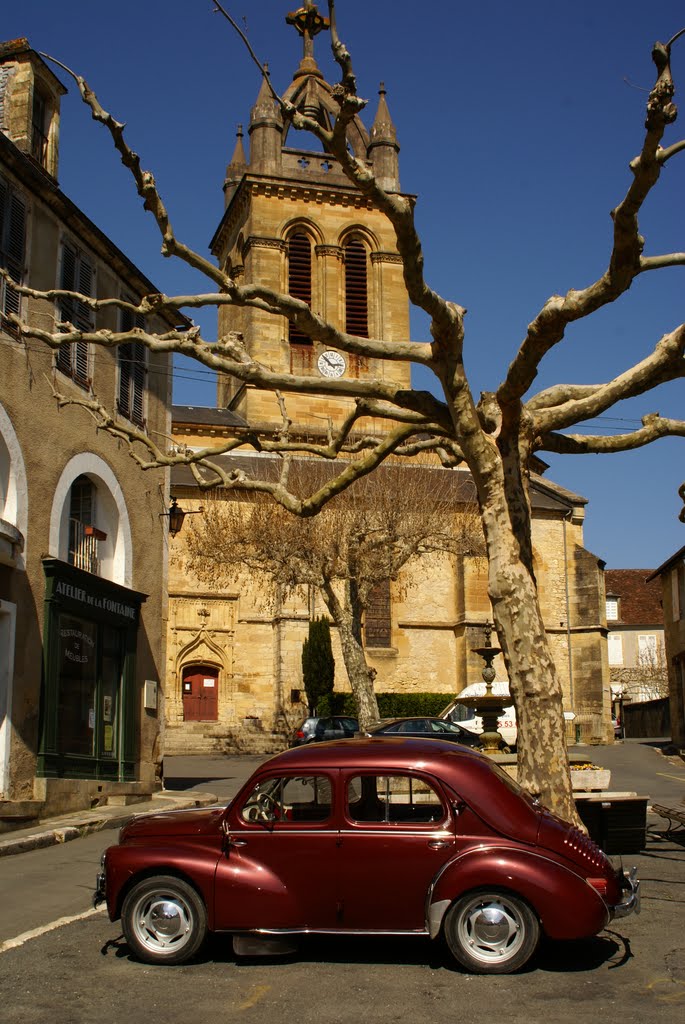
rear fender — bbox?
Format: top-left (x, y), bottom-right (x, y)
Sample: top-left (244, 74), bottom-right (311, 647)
top-left (429, 847), bottom-right (610, 940)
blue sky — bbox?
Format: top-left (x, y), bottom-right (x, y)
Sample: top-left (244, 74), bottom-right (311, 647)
top-left (5, 1), bottom-right (684, 568)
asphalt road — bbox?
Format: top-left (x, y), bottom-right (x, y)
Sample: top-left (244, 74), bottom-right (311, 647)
top-left (0, 740), bottom-right (683, 1023)
top-left (0, 832), bottom-right (683, 1024)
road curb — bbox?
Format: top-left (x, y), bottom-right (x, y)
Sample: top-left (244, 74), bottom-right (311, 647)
top-left (0, 791), bottom-right (218, 858)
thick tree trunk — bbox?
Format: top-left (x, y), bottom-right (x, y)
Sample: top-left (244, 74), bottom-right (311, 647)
top-left (480, 490), bottom-right (579, 824)
top-left (320, 580), bottom-right (380, 731)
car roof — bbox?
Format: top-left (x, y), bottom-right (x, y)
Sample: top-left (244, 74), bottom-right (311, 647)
top-left (251, 737), bottom-right (539, 842)
top-left (261, 736), bottom-right (484, 777)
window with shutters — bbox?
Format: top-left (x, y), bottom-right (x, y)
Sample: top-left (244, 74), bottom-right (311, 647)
top-left (364, 579), bottom-right (392, 648)
top-left (117, 303), bottom-right (147, 427)
top-left (287, 231), bottom-right (312, 345)
top-left (56, 240), bottom-right (94, 389)
top-left (605, 597), bottom-right (619, 621)
top-left (0, 176), bottom-right (27, 335)
top-left (344, 236), bottom-right (369, 338)
top-left (607, 632), bottom-right (623, 666)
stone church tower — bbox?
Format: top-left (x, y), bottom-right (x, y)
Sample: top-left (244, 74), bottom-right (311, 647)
top-left (211, 4), bottom-right (410, 432)
top-left (166, 7), bottom-right (613, 753)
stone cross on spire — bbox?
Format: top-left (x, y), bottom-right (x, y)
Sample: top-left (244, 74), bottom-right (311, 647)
top-left (286, 3), bottom-right (330, 64)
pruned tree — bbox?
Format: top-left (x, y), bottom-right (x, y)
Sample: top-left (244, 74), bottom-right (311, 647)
top-left (184, 464), bottom-right (484, 728)
top-left (301, 617), bottom-right (335, 715)
top-left (5, 3), bottom-right (685, 819)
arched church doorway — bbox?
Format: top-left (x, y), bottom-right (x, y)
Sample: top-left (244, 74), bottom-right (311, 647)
top-left (182, 665), bottom-right (219, 722)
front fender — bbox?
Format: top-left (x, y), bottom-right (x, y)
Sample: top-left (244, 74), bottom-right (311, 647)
top-left (429, 846), bottom-right (610, 940)
top-left (104, 841), bottom-right (221, 923)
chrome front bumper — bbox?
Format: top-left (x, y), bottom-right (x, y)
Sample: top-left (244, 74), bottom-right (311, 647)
top-left (93, 852), bottom-right (107, 909)
top-left (611, 865), bottom-right (640, 919)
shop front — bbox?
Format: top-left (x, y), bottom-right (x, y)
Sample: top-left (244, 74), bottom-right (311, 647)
top-left (39, 558), bottom-right (147, 782)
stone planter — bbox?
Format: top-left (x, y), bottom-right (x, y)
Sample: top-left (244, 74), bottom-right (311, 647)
top-left (571, 769), bottom-right (611, 791)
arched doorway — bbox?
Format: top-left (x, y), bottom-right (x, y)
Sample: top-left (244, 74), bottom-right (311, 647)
top-left (182, 665), bottom-right (219, 722)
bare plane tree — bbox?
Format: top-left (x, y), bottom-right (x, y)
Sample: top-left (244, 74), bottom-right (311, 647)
top-left (4, 2), bottom-right (685, 820)
top-left (184, 464), bottom-right (485, 730)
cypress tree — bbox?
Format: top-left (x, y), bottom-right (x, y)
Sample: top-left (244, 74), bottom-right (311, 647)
top-left (302, 617), bottom-right (335, 714)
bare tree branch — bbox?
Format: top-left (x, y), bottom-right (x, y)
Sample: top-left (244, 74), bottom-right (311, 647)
top-left (497, 35), bottom-right (682, 409)
top-left (540, 413), bottom-right (685, 455)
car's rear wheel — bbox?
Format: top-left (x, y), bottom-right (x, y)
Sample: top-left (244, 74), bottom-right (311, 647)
top-left (443, 889), bottom-right (540, 974)
top-left (121, 875), bottom-right (207, 965)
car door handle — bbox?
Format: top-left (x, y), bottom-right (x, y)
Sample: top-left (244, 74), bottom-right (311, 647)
top-left (228, 839), bottom-right (247, 848)
top-left (427, 839), bottom-right (453, 850)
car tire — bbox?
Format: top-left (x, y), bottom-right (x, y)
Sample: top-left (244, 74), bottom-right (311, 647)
top-left (443, 889), bottom-right (540, 974)
top-left (121, 875), bottom-right (208, 965)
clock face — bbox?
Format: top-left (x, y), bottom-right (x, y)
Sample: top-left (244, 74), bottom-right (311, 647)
top-left (317, 350), bottom-right (346, 378)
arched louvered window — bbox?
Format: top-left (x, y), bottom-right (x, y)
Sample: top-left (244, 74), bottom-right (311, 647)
top-left (288, 231), bottom-right (312, 344)
top-left (364, 579), bottom-right (392, 648)
top-left (344, 236), bottom-right (369, 338)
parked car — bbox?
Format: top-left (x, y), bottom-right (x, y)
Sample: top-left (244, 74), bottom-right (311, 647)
top-left (290, 715), bottom-right (359, 746)
top-left (369, 716), bottom-right (484, 748)
top-left (440, 682), bottom-right (518, 748)
top-left (94, 737), bottom-right (640, 973)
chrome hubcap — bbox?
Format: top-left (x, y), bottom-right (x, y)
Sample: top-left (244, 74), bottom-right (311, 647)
top-left (132, 893), bottom-right (192, 954)
top-left (458, 897), bottom-right (523, 963)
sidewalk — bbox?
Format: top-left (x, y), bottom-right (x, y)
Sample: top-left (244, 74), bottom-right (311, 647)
top-left (0, 787), bottom-right (219, 858)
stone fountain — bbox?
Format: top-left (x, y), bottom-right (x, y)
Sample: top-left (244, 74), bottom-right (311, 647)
top-left (460, 623), bottom-right (508, 753)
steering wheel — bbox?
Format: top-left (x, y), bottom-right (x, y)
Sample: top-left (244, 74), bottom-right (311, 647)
top-left (254, 792), bottom-right (280, 821)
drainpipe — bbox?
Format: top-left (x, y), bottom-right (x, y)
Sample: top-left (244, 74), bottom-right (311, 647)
top-left (562, 509), bottom-right (575, 714)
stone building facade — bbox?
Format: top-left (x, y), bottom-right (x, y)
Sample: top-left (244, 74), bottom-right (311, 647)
top-left (0, 40), bottom-right (181, 825)
top-left (158, 13), bottom-right (614, 756)
top-left (648, 549), bottom-right (685, 749)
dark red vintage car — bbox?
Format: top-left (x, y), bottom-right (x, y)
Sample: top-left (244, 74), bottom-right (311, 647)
top-left (94, 738), bottom-right (640, 974)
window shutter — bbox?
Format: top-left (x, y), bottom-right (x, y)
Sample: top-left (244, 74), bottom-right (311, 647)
top-left (0, 180), bottom-right (26, 324)
top-left (607, 633), bottom-right (623, 666)
top-left (344, 237), bottom-right (369, 338)
top-left (131, 341), bottom-right (146, 425)
top-left (118, 304), bottom-right (147, 424)
top-left (288, 231), bottom-right (312, 344)
top-left (364, 579), bottom-right (392, 648)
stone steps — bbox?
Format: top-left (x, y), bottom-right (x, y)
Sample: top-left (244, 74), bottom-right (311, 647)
top-left (164, 725), bottom-right (286, 757)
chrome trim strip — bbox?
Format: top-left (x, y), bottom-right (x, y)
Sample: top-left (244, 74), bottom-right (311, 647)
top-left (219, 926), bottom-right (430, 937)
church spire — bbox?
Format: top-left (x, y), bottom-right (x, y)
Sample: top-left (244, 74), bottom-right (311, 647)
top-left (248, 65), bottom-right (283, 173)
top-left (223, 124), bottom-right (247, 208)
top-left (368, 82), bottom-right (400, 192)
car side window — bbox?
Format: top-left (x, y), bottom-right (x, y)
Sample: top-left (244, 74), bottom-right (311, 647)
top-left (347, 774), bottom-right (445, 824)
top-left (240, 775), bottom-right (333, 824)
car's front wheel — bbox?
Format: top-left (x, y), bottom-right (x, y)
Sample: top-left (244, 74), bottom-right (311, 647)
top-left (121, 875), bottom-right (208, 965)
top-left (443, 889), bottom-right (540, 974)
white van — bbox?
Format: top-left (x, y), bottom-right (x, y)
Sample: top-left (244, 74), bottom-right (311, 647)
top-left (440, 681), bottom-right (517, 749)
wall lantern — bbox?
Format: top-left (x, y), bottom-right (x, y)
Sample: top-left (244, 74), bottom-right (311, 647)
top-left (160, 498), bottom-right (203, 538)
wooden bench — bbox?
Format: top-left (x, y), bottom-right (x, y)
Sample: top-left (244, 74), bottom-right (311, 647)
top-left (651, 798), bottom-right (685, 833)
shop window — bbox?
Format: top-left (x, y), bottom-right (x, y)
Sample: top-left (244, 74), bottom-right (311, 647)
top-left (56, 240), bottom-right (94, 388)
top-left (344, 236), bottom-right (369, 338)
top-left (287, 230), bottom-right (312, 344)
top-left (40, 559), bottom-right (143, 781)
top-left (0, 175), bottom-right (26, 335)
